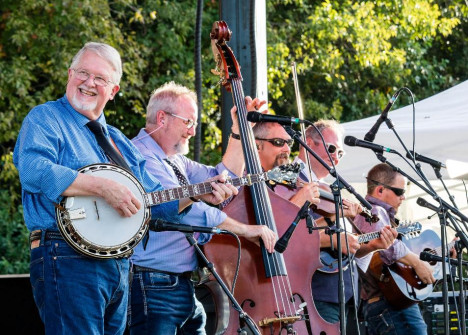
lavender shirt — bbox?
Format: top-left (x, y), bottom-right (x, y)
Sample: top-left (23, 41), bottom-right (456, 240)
top-left (130, 129), bottom-right (234, 273)
top-left (353, 195), bottom-right (411, 300)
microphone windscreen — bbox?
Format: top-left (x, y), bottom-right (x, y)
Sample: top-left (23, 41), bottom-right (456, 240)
top-left (344, 135), bottom-right (358, 147)
top-left (246, 112), bottom-right (261, 122)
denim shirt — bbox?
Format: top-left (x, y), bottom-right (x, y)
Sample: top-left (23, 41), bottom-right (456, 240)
top-left (13, 95), bottom-right (183, 232)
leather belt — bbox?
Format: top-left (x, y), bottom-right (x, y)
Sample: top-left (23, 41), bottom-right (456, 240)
top-left (132, 264), bottom-right (193, 279)
top-left (30, 230), bottom-right (63, 249)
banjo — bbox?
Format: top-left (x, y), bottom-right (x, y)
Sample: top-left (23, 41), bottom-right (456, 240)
top-left (56, 162), bottom-right (302, 259)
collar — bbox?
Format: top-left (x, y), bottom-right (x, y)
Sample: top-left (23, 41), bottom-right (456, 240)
top-left (134, 128), bottom-right (168, 160)
top-left (366, 194), bottom-right (396, 219)
top-left (60, 95), bottom-right (108, 133)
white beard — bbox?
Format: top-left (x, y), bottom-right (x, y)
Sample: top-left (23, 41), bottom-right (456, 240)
top-left (70, 94), bottom-right (98, 111)
top-left (174, 141), bottom-right (190, 155)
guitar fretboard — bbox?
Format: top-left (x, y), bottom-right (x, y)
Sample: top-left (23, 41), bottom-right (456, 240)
top-left (146, 172), bottom-right (268, 205)
top-left (357, 224), bottom-right (420, 244)
top-left (358, 231), bottom-right (382, 244)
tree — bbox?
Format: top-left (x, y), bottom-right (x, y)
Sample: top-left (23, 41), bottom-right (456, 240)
top-left (266, 0), bottom-right (468, 122)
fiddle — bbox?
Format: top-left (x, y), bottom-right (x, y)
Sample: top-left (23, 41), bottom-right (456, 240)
top-left (276, 179), bottom-right (379, 223)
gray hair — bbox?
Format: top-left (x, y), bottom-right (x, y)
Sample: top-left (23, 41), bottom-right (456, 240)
top-left (252, 121), bottom-right (278, 139)
top-left (146, 81), bottom-right (197, 124)
top-left (305, 119), bottom-right (344, 143)
top-left (70, 42), bottom-right (122, 84)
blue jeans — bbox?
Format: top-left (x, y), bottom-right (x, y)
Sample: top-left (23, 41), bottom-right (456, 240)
top-left (363, 299), bottom-right (427, 335)
top-left (30, 237), bottom-right (130, 335)
top-left (314, 300), bottom-right (349, 323)
top-left (128, 269), bottom-right (206, 335)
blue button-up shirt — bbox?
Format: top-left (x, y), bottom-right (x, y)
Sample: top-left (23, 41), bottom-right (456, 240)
top-left (131, 128), bottom-right (231, 272)
top-left (13, 96), bottom-right (182, 232)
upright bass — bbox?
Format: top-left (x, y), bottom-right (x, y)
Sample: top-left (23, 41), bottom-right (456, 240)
top-left (202, 21), bottom-right (339, 335)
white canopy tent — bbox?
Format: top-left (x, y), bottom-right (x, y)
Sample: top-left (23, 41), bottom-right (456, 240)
top-left (334, 81), bottom-right (468, 230)
top-left (338, 80), bottom-right (468, 183)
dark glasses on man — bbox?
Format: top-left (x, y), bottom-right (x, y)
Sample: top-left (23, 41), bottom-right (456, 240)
top-left (256, 137), bottom-right (294, 148)
top-left (369, 179), bottom-right (406, 196)
top-left (325, 143), bottom-right (345, 159)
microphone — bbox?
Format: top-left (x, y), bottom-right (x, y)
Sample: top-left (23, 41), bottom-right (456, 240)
top-left (275, 201), bottom-right (311, 253)
top-left (247, 111), bottom-right (307, 125)
top-left (344, 136), bottom-right (398, 154)
top-left (416, 197), bottom-right (440, 213)
top-left (364, 91), bottom-right (401, 142)
top-left (420, 251), bottom-right (464, 266)
top-left (149, 219), bottom-right (227, 234)
top-left (406, 151), bottom-right (446, 169)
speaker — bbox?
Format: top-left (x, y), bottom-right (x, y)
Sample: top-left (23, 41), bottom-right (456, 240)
top-left (0, 274), bottom-right (44, 334)
top-left (420, 291), bottom-right (468, 335)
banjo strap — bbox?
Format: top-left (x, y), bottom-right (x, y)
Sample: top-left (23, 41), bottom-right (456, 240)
top-left (87, 120), bottom-right (132, 172)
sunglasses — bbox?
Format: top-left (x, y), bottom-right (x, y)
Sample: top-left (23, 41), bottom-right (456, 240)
top-left (164, 111), bottom-right (198, 129)
top-left (369, 179), bottom-right (406, 196)
top-left (256, 137), bottom-right (294, 148)
top-left (325, 143), bottom-right (345, 159)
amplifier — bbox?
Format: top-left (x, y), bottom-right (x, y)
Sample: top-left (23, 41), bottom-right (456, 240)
top-left (421, 291), bottom-right (468, 335)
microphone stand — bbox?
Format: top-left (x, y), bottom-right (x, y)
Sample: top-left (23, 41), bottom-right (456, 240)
top-left (184, 233), bottom-right (261, 335)
top-left (375, 152), bottom-right (468, 334)
top-left (455, 239), bottom-right (466, 335)
top-left (285, 125), bottom-right (370, 335)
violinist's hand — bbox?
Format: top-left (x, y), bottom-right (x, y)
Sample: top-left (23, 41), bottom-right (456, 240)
top-left (194, 172), bottom-right (238, 205)
top-left (230, 96), bottom-right (267, 133)
top-left (290, 181), bottom-right (321, 207)
top-left (342, 199), bottom-right (362, 219)
top-left (218, 217), bottom-right (278, 253)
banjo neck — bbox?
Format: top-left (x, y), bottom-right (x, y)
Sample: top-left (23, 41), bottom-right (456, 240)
top-left (146, 172), bottom-right (269, 206)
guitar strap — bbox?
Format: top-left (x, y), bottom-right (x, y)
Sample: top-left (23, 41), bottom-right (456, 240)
top-left (87, 120), bottom-right (131, 172)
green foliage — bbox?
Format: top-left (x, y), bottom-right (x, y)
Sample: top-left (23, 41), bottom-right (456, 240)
top-left (0, 189), bottom-right (29, 274)
top-left (266, 0), bottom-right (467, 121)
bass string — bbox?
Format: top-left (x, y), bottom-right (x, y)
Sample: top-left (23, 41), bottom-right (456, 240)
top-left (231, 78), bottom-right (298, 318)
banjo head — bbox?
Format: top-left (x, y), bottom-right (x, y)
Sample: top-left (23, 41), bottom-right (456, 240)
top-left (56, 164), bottom-right (151, 259)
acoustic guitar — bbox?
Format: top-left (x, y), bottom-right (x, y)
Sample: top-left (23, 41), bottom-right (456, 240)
top-left (368, 229), bottom-right (455, 310)
top-left (318, 222), bottom-right (421, 273)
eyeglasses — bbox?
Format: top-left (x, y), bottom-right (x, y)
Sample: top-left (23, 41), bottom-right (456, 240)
top-left (325, 143), bottom-right (345, 159)
top-left (255, 137), bottom-right (294, 148)
top-left (72, 69), bottom-right (114, 87)
top-left (164, 111), bottom-right (198, 129)
top-left (369, 179), bottom-right (406, 196)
